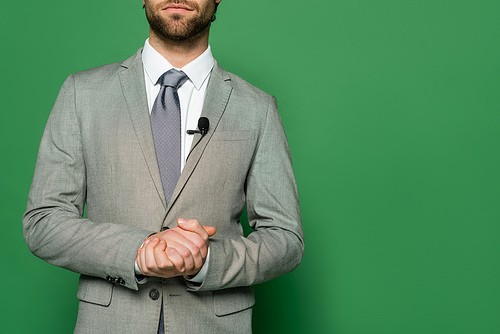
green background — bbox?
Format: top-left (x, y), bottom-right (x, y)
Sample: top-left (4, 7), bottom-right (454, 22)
top-left (1, 0), bottom-right (499, 333)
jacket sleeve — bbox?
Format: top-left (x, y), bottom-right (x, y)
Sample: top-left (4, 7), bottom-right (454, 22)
top-left (22, 75), bottom-right (153, 290)
top-left (189, 96), bottom-right (304, 291)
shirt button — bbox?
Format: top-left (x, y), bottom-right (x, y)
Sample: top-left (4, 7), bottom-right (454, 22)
top-left (149, 289), bottom-right (160, 301)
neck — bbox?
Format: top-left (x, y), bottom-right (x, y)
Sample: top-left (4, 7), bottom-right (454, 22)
top-left (148, 28), bottom-right (210, 69)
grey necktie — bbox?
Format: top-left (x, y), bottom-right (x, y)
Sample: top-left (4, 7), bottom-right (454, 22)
top-left (151, 69), bottom-right (189, 204)
top-left (151, 69), bottom-right (188, 334)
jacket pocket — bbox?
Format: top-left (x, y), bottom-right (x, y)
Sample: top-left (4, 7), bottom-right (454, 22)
top-left (76, 274), bottom-right (113, 307)
top-left (213, 286), bottom-right (255, 317)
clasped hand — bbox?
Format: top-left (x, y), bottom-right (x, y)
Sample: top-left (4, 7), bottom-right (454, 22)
top-left (136, 218), bottom-right (216, 278)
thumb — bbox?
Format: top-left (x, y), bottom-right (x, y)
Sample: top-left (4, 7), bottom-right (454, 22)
top-left (177, 218), bottom-right (200, 231)
top-left (177, 218), bottom-right (216, 237)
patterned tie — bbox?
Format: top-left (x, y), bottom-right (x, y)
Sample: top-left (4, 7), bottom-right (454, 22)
top-left (150, 69), bottom-right (188, 334)
top-left (151, 69), bottom-right (189, 204)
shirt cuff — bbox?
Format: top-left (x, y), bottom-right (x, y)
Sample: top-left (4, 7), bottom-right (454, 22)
top-left (185, 246), bottom-right (210, 284)
top-left (135, 238), bottom-right (148, 284)
top-left (134, 260), bottom-right (143, 275)
top-left (134, 260), bottom-right (148, 284)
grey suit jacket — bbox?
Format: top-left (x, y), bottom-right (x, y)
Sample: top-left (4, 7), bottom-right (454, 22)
top-left (23, 48), bottom-right (304, 334)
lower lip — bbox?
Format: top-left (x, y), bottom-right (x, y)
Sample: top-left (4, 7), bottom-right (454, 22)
top-left (164, 8), bottom-right (192, 13)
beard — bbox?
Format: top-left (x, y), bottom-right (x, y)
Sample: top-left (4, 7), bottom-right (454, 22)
top-left (145, 0), bottom-right (215, 41)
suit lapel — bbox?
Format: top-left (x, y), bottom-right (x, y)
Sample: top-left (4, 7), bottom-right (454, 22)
top-left (165, 62), bottom-right (233, 216)
top-left (119, 49), bottom-right (167, 208)
top-left (118, 53), bottom-right (232, 219)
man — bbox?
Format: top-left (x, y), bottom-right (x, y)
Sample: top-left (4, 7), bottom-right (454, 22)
top-left (23, 0), bottom-right (304, 333)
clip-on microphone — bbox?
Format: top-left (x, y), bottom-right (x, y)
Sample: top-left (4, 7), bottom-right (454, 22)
top-left (186, 117), bottom-right (210, 160)
top-left (187, 117), bottom-right (209, 136)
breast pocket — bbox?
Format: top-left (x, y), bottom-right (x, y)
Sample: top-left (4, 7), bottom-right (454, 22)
top-left (210, 130), bottom-right (256, 141)
top-left (198, 130), bottom-right (257, 195)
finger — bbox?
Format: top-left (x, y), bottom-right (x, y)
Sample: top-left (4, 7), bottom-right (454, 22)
top-left (166, 229), bottom-right (207, 263)
top-left (165, 246), bottom-right (186, 273)
top-left (155, 227), bottom-right (208, 271)
top-left (166, 240), bottom-right (195, 273)
top-left (144, 237), bottom-right (161, 274)
top-left (203, 226), bottom-right (216, 237)
top-left (177, 218), bottom-right (209, 239)
top-left (153, 240), bottom-right (174, 270)
top-left (176, 238), bottom-right (203, 274)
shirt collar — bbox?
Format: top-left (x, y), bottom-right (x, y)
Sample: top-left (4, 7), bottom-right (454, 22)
top-left (142, 38), bottom-right (215, 90)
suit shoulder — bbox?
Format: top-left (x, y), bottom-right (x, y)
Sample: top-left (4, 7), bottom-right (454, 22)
top-left (69, 61), bottom-right (124, 85)
top-left (68, 49), bottom-right (142, 85)
top-left (225, 71), bottom-right (273, 101)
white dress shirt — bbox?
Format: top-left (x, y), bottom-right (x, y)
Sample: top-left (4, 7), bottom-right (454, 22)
top-left (135, 39), bottom-right (214, 283)
top-left (142, 39), bottom-right (214, 169)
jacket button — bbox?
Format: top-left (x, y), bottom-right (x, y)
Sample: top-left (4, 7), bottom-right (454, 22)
top-left (106, 276), bottom-right (114, 282)
top-left (149, 289), bottom-right (160, 301)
